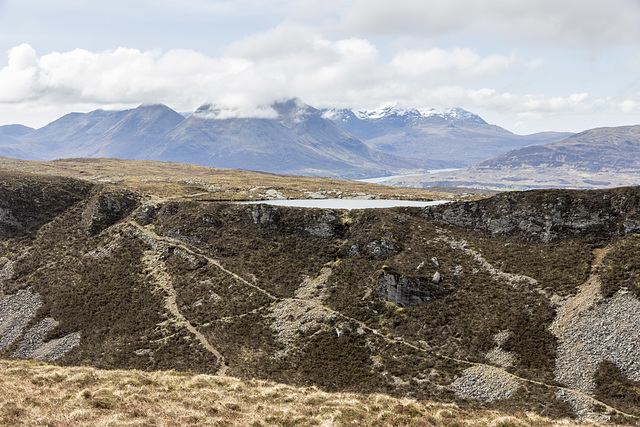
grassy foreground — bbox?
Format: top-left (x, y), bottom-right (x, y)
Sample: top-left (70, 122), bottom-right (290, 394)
top-left (0, 360), bottom-right (599, 426)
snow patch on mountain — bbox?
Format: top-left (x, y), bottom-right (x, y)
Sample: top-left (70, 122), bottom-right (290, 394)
top-left (321, 104), bottom-right (486, 124)
top-left (354, 104), bottom-right (486, 124)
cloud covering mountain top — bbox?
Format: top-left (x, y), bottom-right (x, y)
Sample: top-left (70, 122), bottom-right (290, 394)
top-left (0, 0), bottom-right (639, 133)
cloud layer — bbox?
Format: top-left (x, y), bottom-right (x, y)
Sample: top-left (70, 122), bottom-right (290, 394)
top-left (1, 0), bottom-right (640, 132)
top-left (335, 0), bottom-right (640, 48)
top-left (0, 34), bottom-right (635, 128)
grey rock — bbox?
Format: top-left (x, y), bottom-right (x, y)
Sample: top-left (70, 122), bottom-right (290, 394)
top-left (0, 207), bottom-right (23, 230)
top-left (363, 239), bottom-right (400, 259)
top-left (347, 244), bottom-right (361, 257)
top-left (0, 289), bottom-right (42, 351)
top-left (83, 191), bottom-right (137, 235)
top-left (423, 188), bottom-right (640, 242)
top-left (13, 317), bottom-right (80, 361)
top-left (246, 204), bottom-right (281, 227)
top-left (305, 212), bottom-right (339, 237)
top-left (377, 272), bottom-right (439, 307)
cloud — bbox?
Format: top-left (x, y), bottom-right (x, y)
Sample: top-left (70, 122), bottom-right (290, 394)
top-left (0, 44), bottom-right (40, 102)
top-left (336, 0), bottom-right (640, 48)
top-left (420, 86), bottom-right (609, 116)
top-left (0, 37), bottom-right (636, 129)
top-left (391, 48), bottom-right (512, 81)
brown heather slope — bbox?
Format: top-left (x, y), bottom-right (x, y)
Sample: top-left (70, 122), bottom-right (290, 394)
top-left (0, 156), bottom-right (484, 201)
top-left (1, 160), bottom-right (640, 423)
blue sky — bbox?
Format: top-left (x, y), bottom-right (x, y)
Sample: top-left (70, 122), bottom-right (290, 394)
top-left (0, 0), bottom-right (639, 134)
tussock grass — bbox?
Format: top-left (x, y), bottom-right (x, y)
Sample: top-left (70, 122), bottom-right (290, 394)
top-left (0, 359), bottom-right (599, 426)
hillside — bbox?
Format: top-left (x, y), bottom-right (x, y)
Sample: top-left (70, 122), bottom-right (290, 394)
top-left (323, 105), bottom-right (572, 167)
top-left (386, 125), bottom-right (640, 190)
top-left (1, 160), bottom-right (640, 423)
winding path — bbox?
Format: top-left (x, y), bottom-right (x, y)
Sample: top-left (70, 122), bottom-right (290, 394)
top-left (122, 198), bottom-right (638, 421)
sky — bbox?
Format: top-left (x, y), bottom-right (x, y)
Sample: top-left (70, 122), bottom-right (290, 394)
top-left (0, 0), bottom-right (639, 134)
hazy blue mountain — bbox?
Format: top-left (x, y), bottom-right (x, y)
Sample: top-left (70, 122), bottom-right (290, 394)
top-left (475, 125), bottom-right (640, 171)
top-left (0, 125), bottom-right (36, 159)
top-left (55, 104), bottom-right (187, 159)
top-left (0, 101), bottom-right (427, 178)
top-left (0, 100), bottom-right (576, 179)
top-left (0, 124), bottom-right (35, 138)
top-left (385, 124), bottom-right (640, 190)
top-left (147, 99), bottom-right (426, 178)
top-left (323, 105), bottom-right (572, 167)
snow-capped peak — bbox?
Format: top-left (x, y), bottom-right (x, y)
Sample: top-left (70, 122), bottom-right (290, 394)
top-left (353, 103), bottom-right (400, 120)
top-left (351, 104), bottom-right (486, 124)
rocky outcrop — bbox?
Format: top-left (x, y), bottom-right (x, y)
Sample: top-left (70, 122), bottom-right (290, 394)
top-left (83, 190), bottom-right (138, 235)
top-left (423, 187), bottom-right (640, 242)
top-left (0, 207), bottom-right (23, 230)
top-left (304, 211), bottom-right (340, 237)
top-left (349, 239), bottom-right (401, 259)
top-left (377, 272), bottom-right (446, 307)
top-left (246, 204), bottom-right (281, 228)
top-left (0, 288), bottom-right (80, 361)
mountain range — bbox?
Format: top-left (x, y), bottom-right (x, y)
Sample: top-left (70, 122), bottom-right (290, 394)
top-left (389, 124), bottom-right (640, 190)
top-left (0, 101), bottom-right (423, 179)
top-left (323, 104), bottom-right (572, 167)
top-left (0, 100), bottom-right (571, 179)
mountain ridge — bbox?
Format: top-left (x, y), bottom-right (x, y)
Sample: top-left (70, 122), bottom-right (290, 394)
top-left (322, 104), bottom-right (572, 167)
top-left (0, 100), bottom-right (572, 178)
top-left (388, 124), bottom-right (640, 190)
top-left (0, 101), bottom-right (428, 179)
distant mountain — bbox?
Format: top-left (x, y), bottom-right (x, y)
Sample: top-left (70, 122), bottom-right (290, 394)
top-left (141, 99), bottom-right (426, 177)
top-left (384, 125), bottom-right (640, 190)
top-left (0, 101), bottom-right (427, 179)
top-left (323, 104), bottom-right (572, 167)
top-left (0, 106), bottom-right (179, 160)
top-left (476, 125), bottom-right (640, 171)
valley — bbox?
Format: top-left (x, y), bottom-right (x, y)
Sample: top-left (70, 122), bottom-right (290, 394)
top-left (391, 125), bottom-right (640, 190)
top-left (1, 159), bottom-right (640, 424)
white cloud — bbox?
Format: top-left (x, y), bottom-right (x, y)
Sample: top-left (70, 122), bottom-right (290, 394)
top-left (0, 44), bottom-right (40, 102)
top-left (336, 0), bottom-right (640, 49)
top-left (0, 36), bottom-right (637, 131)
top-left (391, 48), bottom-right (511, 81)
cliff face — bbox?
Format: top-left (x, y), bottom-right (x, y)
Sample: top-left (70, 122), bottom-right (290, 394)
top-left (2, 169), bottom-right (640, 423)
top-left (423, 187), bottom-right (640, 242)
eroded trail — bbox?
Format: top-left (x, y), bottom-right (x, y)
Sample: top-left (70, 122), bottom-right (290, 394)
top-left (122, 201), bottom-right (638, 422)
top-left (141, 247), bottom-right (228, 375)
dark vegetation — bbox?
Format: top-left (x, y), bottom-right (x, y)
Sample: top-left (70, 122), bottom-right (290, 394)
top-left (594, 360), bottom-right (640, 420)
top-left (600, 234), bottom-right (640, 298)
top-left (2, 169), bottom-right (640, 422)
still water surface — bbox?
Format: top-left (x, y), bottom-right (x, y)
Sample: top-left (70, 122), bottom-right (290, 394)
top-left (243, 199), bottom-right (450, 210)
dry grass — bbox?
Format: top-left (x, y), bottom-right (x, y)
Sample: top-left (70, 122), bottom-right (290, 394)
top-left (0, 156), bottom-right (483, 201)
top-left (0, 359), bottom-right (601, 426)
